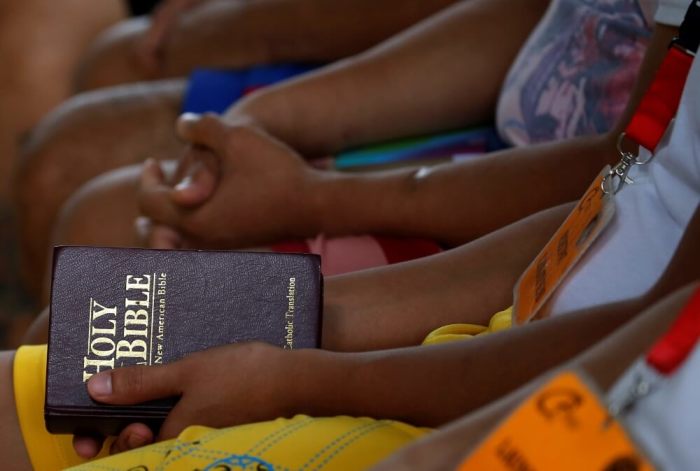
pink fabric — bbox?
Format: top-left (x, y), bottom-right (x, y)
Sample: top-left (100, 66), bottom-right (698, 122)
top-left (271, 234), bottom-right (443, 275)
top-left (307, 234), bottom-right (388, 276)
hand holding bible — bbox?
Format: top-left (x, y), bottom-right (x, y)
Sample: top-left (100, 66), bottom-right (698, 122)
top-left (75, 341), bottom-right (312, 456)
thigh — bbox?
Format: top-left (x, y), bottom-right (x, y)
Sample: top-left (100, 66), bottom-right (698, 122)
top-left (75, 416), bottom-right (427, 471)
top-left (16, 81), bottom-right (184, 297)
top-left (0, 351), bottom-right (32, 471)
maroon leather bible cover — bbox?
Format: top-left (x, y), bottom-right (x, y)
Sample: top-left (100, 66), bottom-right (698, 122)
top-left (45, 246), bottom-right (322, 435)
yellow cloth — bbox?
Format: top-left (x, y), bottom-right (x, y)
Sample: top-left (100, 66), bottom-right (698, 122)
top-left (14, 346), bottom-right (426, 471)
top-left (14, 345), bottom-right (111, 470)
top-left (422, 307), bottom-right (513, 345)
top-left (14, 309), bottom-right (512, 470)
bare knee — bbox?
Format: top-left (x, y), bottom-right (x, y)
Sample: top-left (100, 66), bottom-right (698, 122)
top-left (15, 82), bottom-right (183, 295)
top-left (16, 80), bottom-right (184, 216)
top-left (75, 17), bottom-right (154, 91)
top-left (53, 165), bottom-right (143, 249)
top-left (36, 165), bottom-right (145, 304)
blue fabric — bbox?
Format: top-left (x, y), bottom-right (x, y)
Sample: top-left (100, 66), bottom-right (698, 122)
top-left (182, 65), bottom-right (317, 114)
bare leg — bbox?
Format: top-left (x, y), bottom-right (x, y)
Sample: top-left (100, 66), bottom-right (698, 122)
top-left (53, 165), bottom-right (145, 250)
top-left (0, 351), bottom-right (32, 471)
top-left (16, 81), bottom-right (185, 297)
top-left (371, 282), bottom-right (698, 471)
top-left (75, 17), bottom-right (156, 91)
top-left (0, 0), bottom-right (125, 199)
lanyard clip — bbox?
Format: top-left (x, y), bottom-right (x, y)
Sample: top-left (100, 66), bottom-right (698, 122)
top-left (602, 133), bottom-right (653, 195)
top-left (608, 374), bottom-right (652, 418)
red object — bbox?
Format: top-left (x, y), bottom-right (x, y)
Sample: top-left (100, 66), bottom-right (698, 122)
top-left (374, 236), bottom-right (442, 264)
top-left (647, 288), bottom-right (700, 375)
top-left (626, 47), bottom-right (694, 151)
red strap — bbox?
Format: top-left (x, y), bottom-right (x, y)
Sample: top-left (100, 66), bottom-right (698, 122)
top-left (625, 47), bottom-right (694, 152)
top-left (646, 287), bottom-right (700, 375)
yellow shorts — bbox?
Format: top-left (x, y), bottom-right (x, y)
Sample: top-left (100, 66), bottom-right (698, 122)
top-left (14, 308), bottom-right (512, 470)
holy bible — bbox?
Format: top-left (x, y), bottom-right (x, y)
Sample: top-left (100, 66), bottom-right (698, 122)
top-left (45, 246), bottom-right (323, 435)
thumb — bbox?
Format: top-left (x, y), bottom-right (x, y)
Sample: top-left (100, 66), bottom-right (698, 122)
top-left (149, 224), bottom-right (185, 249)
top-left (88, 364), bottom-right (181, 405)
top-left (170, 159), bottom-right (217, 207)
top-left (176, 113), bottom-right (229, 151)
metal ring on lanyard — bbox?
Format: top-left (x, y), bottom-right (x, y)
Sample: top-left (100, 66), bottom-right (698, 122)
top-left (601, 133), bottom-right (656, 195)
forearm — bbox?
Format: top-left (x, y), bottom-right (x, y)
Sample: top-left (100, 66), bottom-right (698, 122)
top-left (321, 203), bottom-right (573, 352)
top-left (300, 24), bottom-right (680, 244)
top-left (229, 0), bottom-right (549, 155)
top-left (305, 296), bottom-right (646, 427)
top-left (173, 0), bottom-right (460, 70)
top-left (370, 282), bottom-right (698, 470)
top-left (309, 134), bottom-right (616, 245)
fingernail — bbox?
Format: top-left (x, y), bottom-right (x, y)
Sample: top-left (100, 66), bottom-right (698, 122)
top-left (89, 373), bottom-right (112, 397)
top-left (179, 112), bottom-right (200, 123)
top-left (134, 217), bottom-right (151, 237)
top-left (174, 176), bottom-right (193, 191)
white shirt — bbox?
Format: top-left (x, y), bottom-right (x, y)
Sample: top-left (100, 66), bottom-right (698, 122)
top-left (548, 0), bottom-right (699, 316)
top-left (607, 342), bottom-right (700, 470)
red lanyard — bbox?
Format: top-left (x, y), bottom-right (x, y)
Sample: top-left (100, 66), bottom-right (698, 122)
top-left (636, 3), bottom-right (700, 373)
top-left (625, 1), bottom-right (699, 152)
top-left (646, 287), bottom-right (700, 375)
top-left (625, 47), bottom-right (693, 152)
top-left (604, 1), bottom-right (699, 194)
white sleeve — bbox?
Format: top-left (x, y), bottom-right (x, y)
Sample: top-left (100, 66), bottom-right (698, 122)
top-left (654, 0), bottom-right (690, 26)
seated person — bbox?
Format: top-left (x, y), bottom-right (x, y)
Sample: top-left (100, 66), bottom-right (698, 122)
top-left (373, 281), bottom-right (700, 471)
top-left (18, 35), bottom-right (700, 458)
top-left (19, 0), bottom-right (655, 297)
top-left (9, 206), bottom-right (700, 469)
top-left (16, 0), bottom-right (469, 294)
top-left (79, 0), bottom-right (460, 89)
top-left (45, 6), bottom-right (673, 298)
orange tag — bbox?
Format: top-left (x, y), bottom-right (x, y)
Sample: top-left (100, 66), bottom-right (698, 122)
top-left (456, 372), bottom-right (655, 471)
top-left (513, 167), bottom-right (615, 324)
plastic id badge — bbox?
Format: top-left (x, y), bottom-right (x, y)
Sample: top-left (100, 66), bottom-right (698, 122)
top-left (513, 167), bottom-right (615, 324)
top-left (456, 371), bottom-right (655, 471)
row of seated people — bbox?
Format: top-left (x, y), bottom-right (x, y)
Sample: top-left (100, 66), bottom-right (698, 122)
top-left (1, 0), bottom-right (698, 469)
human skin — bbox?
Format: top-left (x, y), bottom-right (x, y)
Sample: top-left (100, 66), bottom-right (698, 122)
top-left (52, 23), bottom-right (675, 260)
top-left (130, 20), bottom-right (675, 250)
top-left (77, 243), bottom-right (700, 458)
top-left (69, 196), bottom-right (700, 455)
top-left (0, 285), bottom-right (667, 470)
top-left (15, 200), bottom-right (700, 461)
top-left (76, 0), bottom-right (460, 90)
top-left (370, 281), bottom-right (700, 471)
top-left (0, 0), bottom-right (124, 202)
top-left (16, 0), bottom-right (543, 297)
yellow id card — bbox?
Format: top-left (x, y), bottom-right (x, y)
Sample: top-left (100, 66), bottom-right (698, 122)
top-left (456, 372), bottom-right (654, 471)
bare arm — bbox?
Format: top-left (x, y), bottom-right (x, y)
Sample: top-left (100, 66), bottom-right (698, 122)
top-left (227, 0), bottom-right (551, 155)
top-left (270, 25), bottom-right (679, 245)
top-left (322, 203), bottom-right (574, 351)
top-left (323, 200), bottom-right (700, 352)
top-left (84, 206), bottom-right (700, 450)
top-left (160, 25), bottom-right (674, 249)
top-left (153, 0), bottom-right (464, 76)
top-left (370, 281), bottom-right (699, 470)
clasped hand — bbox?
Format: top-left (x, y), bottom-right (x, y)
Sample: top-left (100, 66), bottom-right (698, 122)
top-left (137, 113), bottom-right (323, 249)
